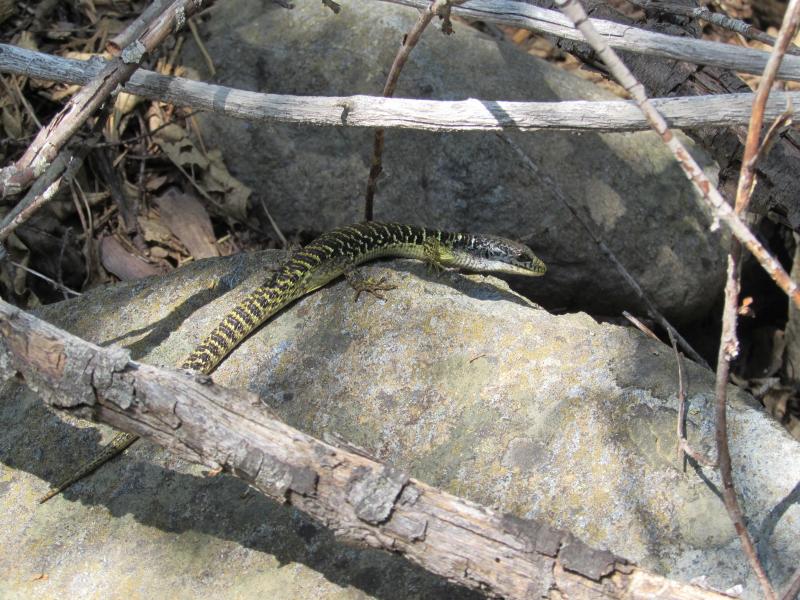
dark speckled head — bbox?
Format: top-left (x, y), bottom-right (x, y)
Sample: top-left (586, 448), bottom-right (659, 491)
top-left (445, 233), bottom-right (546, 276)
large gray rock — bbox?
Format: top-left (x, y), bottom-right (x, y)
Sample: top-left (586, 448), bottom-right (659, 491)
top-left (180, 0), bottom-right (726, 322)
top-left (1, 253), bottom-right (798, 598)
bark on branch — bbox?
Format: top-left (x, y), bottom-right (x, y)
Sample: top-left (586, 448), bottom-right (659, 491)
top-left (2, 44), bottom-right (799, 133)
top-left (0, 299), bottom-right (726, 600)
top-left (377, 0), bottom-right (800, 80)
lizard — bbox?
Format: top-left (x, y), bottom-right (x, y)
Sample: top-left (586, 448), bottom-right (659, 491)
top-left (39, 221), bottom-right (546, 503)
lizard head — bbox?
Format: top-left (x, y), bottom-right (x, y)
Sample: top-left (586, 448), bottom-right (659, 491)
top-left (438, 233), bottom-right (546, 277)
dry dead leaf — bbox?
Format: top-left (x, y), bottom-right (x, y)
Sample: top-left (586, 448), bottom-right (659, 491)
top-left (15, 31), bottom-right (38, 51)
top-left (203, 149), bottom-right (251, 222)
top-left (113, 91), bottom-right (142, 118)
top-left (159, 137), bottom-right (207, 171)
top-left (145, 174), bottom-right (169, 192)
top-left (151, 114), bottom-right (251, 222)
top-left (738, 296), bottom-right (755, 317)
top-left (151, 121), bottom-right (188, 144)
top-left (156, 189), bottom-right (219, 259)
top-left (137, 215), bottom-right (173, 245)
top-left (100, 236), bottom-right (162, 281)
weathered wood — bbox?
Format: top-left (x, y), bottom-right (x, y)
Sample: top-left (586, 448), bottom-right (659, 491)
top-left (377, 0), bottom-right (800, 80)
top-left (0, 299), bottom-right (728, 600)
top-left (2, 44), bottom-right (799, 133)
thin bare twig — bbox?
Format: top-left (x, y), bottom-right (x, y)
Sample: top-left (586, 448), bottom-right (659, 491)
top-left (259, 197), bottom-right (288, 249)
top-left (0, 143), bottom-right (92, 242)
top-left (553, 0), bottom-right (800, 307)
top-left (379, 0), bottom-right (800, 81)
top-left (622, 310), bottom-right (659, 341)
top-left (187, 18), bottom-right (216, 77)
top-left (1, 75), bottom-right (42, 129)
top-left (0, 100), bottom-right (109, 243)
top-left (553, 0), bottom-right (800, 596)
top-left (364, 0), bottom-right (465, 220)
top-left (781, 566), bottom-right (800, 600)
top-left (754, 103), bottom-right (794, 166)
top-left (712, 1), bottom-right (800, 598)
top-left (107, 0), bottom-right (173, 53)
top-left (8, 261), bottom-right (82, 297)
top-left (364, 5), bottom-right (435, 220)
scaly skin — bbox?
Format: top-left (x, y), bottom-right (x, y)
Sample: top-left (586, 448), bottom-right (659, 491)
top-left (39, 222), bottom-right (545, 503)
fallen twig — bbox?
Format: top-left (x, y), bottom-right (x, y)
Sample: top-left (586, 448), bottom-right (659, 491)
top-left (377, 0), bottom-right (800, 80)
top-left (623, 311), bottom-right (659, 341)
top-left (259, 197), bottom-right (288, 249)
top-left (551, 0), bottom-right (800, 310)
top-left (500, 133), bottom-right (710, 368)
top-left (781, 566), bottom-right (800, 600)
top-left (551, 0), bottom-right (798, 595)
top-left (0, 141), bottom-right (92, 242)
top-left (6, 261), bottom-right (82, 297)
top-left (668, 329), bottom-right (717, 468)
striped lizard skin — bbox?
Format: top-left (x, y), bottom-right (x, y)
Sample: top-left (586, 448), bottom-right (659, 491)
top-left (39, 221), bottom-right (546, 503)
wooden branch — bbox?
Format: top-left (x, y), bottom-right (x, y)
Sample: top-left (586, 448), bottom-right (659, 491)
top-left (0, 112), bottom-right (105, 242)
top-left (781, 566), bottom-right (800, 600)
top-left (627, 0), bottom-right (800, 55)
top-left (107, 0), bottom-right (175, 54)
top-left (0, 299), bottom-right (728, 600)
top-left (0, 0), bottom-right (210, 198)
top-left (3, 45), bottom-right (800, 134)
top-left (377, 0), bottom-right (800, 81)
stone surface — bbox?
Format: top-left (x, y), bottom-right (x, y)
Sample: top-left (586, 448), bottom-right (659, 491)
top-left (2, 253), bottom-right (799, 598)
top-left (180, 0), bottom-right (726, 322)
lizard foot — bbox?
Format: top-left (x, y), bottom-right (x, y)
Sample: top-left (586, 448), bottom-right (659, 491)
top-left (344, 269), bottom-right (397, 302)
